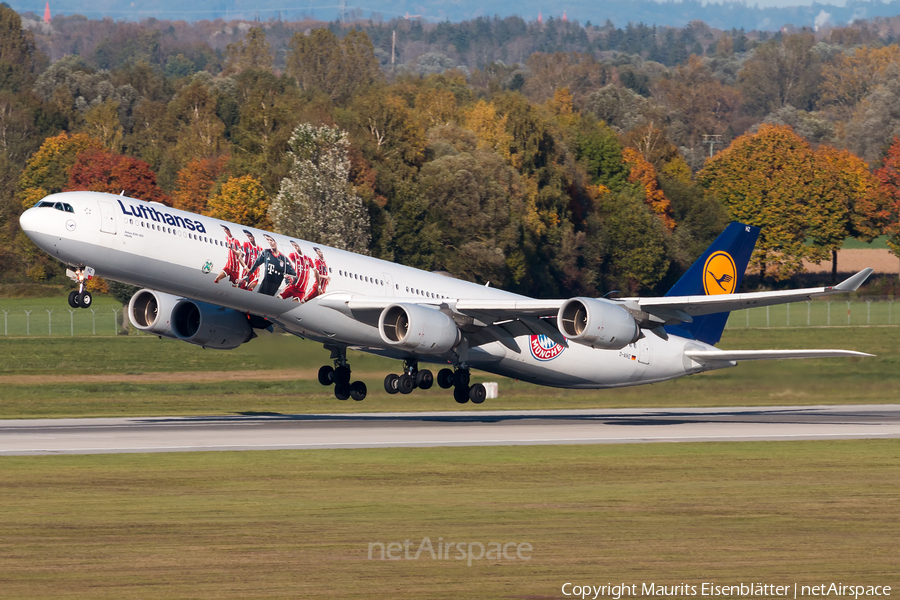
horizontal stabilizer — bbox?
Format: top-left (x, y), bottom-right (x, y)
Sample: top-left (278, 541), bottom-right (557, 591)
top-left (685, 349), bottom-right (874, 362)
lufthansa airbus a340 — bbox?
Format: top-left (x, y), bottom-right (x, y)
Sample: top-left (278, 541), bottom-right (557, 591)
top-left (19, 191), bottom-right (872, 404)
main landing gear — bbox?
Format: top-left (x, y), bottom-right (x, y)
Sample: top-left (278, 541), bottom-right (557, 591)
top-left (385, 361), bottom-right (486, 404)
top-left (317, 345), bottom-right (367, 401)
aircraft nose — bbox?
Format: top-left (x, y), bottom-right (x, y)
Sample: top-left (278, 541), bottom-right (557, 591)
top-left (18, 206), bottom-right (42, 237)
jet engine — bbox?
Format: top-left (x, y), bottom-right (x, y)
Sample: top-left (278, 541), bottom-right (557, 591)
top-left (171, 299), bottom-right (253, 350)
top-left (378, 303), bottom-right (461, 354)
top-left (557, 297), bottom-right (640, 350)
top-left (128, 289), bottom-right (181, 339)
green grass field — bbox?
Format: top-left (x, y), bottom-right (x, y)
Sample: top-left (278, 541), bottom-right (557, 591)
top-left (0, 326), bottom-right (896, 418)
top-left (0, 441), bottom-right (896, 599)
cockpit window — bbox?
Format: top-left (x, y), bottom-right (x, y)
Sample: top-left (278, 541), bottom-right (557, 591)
top-left (34, 201), bottom-right (74, 212)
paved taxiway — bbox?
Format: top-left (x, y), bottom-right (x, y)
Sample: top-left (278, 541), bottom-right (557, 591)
top-left (0, 404), bottom-right (898, 455)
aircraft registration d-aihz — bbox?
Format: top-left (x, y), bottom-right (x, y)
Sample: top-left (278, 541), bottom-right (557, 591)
top-left (20, 191), bottom-right (873, 404)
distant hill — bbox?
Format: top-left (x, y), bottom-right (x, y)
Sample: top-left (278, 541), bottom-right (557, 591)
top-left (12, 0), bottom-right (900, 30)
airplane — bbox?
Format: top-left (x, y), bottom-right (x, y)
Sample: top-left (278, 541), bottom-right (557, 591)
top-left (19, 191), bottom-right (873, 404)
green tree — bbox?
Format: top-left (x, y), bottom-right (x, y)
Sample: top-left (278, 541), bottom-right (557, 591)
top-left (0, 4), bottom-right (45, 92)
top-left (225, 27), bottom-right (273, 74)
top-left (270, 123), bottom-right (370, 254)
top-left (286, 29), bottom-right (381, 104)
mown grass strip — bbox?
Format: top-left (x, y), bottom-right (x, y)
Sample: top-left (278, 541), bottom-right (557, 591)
top-left (0, 440), bottom-right (896, 599)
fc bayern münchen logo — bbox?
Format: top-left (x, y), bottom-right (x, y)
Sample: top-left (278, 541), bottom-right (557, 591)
top-left (529, 334), bottom-right (565, 361)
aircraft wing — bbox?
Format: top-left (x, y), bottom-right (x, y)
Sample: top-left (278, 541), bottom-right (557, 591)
top-left (685, 349), bottom-right (874, 364)
top-left (623, 268), bottom-right (873, 323)
top-left (316, 268), bottom-right (873, 327)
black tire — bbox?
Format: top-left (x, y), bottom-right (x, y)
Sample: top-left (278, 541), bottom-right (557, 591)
top-left (334, 365), bottom-right (351, 386)
top-left (469, 383), bottom-right (486, 404)
top-left (398, 373), bottom-right (415, 394)
top-left (453, 369), bottom-right (470, 388)
top-left (350, 381), bottom-right (367, 401)
top-left (318, 365), bottom-right (335, 386)
top-left (453, 385), bottom-right (470, 404)
top-left (334, 384), bottom-right (350, 401)
top-left (416, 369), bottom-right (434, 390)
top-left (384, 373), bottom-right (400, 394)
top-left (68, 290), bottom-right (80, 308)
top-left (79, 291), bottom-right (93, 308)
top-left (437, 368), bottom-right (454, 389)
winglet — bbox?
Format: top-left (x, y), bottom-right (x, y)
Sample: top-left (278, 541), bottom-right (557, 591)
top-left (831, 268), bottom-right (874, 292)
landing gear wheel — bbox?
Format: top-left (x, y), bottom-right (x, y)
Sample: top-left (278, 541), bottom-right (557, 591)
top-left (318, 365), bottom-right (335, 386)
top-left (453, 386), bottom-right (470, 404)
top-left (437, 368), bottom-right (454, 389)
top-left (384, 373), bottom-right (400, 394)
top-left (68, 290), bottom-right (80, 308)
top-left (350, 381), bottom-right (367, 401)
top-left (334, 384), bottom-right (350, 401)
top-left (468, 383), bottom-right (486, 404)
top-left (79, 291), bottom-right (92, 308)
top-left (416, 369), bottom-right (434, 390)
top-left (398, 373), bottom-right (415, 394)
top-left (453, 369), bottom-right (470, 388)
top-left (334, 366), bottom-right (351, 386)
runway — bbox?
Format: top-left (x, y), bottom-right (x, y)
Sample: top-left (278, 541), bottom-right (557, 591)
top-left (0, 404), bottom-right (898, 455)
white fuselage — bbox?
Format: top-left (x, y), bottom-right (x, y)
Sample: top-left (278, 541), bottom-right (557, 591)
top-left (19, 192), bottom-right (721, 389)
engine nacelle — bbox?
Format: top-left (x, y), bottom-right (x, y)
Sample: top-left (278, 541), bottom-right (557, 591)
top-left (171, 299), bottom-right (253, 350)
top-left (128, 289), bottom-right (181, 339)
top-left (557, 297), bottom-right (640, 350)
top-left (378, 303), bottom-right (461, 354)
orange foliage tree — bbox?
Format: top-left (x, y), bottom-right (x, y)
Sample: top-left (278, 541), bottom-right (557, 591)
top-left (19, 132), bottom-right (102, 208)
top-left (65, 148), bottom-right (170, 204)
top-left (700, 124), bottom-right (882, 281)
top-left (621, 147), bottom-right (675, 230)
top-left (171, 156), bottom-right (229, 213)
top-left (872, 137), bottom-right (900, 260)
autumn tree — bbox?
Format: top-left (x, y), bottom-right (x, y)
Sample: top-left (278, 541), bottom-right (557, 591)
top-left (270, 124), bottom-right (370, 254)
top-left (171, 155), bottom-right (229, 213)
top-left (699, 124), bottom-right (864, 281)
top-left (205, 175), bottom-right (271, 229)
top-left (65, 148), bottom-right (170, 204)
top-left (819, 45), bottom-right (900, 116)
top-left (872, 137), bottom-right (900, 261)
top-left (622, 147), bottom-right (675, 230)
top-left (19, 132), bottom-right (103, 208)
top-left (167, 76), bottom-right (226, 165)
top-left (82, 98), bottom-right (124, 152)
top-left (810, 145), bottom-right (886, 281)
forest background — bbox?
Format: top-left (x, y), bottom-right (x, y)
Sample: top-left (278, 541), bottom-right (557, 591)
top-left (5, 6), bottom-right (900, 299)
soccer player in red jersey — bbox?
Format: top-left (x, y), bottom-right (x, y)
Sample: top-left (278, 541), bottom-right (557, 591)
top-left (280, 241), bottom-right (312, 302)
top-left (239, 230), bottom-right (261, 291)
top-left (305, 247), bottom-right (331, 301)
top-left (214, 225), bottom-right (246, 286)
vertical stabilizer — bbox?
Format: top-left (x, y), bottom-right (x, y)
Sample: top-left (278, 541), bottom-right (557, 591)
top-left (663, 222), bottom-right (760, 345)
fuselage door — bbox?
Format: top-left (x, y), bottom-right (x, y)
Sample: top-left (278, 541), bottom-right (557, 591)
top-left (98, 201), bottom-right (116, 234)
top-left (383, 273), bottom-right (394, 297)
top-left (638, 340), bottom-right (650, 365)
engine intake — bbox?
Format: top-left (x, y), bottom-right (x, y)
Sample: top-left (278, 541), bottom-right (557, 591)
top-left (378, 303), bottom-right (461, 354)
top-left (171, 299), bottom-right (253, 350)
top-left (128, 289), bottom-right (181, 339)
top-left (557, 297), bottom-right (640, 350)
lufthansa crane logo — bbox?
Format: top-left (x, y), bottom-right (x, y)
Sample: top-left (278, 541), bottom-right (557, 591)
top-left (703, 251), bottom-right (737, 295)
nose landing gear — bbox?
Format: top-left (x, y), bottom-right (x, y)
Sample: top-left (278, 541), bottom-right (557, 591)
top-left (66, 266), bottom-right (93, 309)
